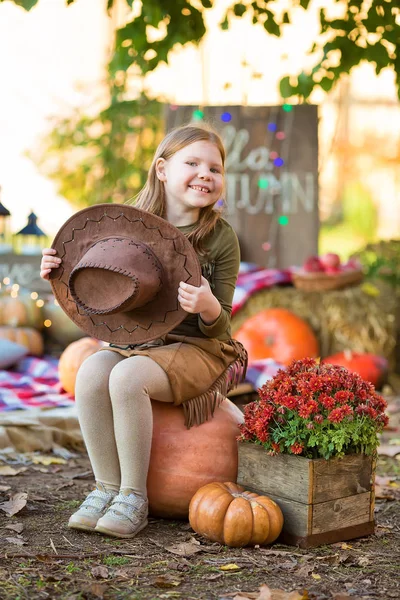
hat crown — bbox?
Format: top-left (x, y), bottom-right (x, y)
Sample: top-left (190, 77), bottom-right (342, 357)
top-left (69, 237), bottom-right (163, 316)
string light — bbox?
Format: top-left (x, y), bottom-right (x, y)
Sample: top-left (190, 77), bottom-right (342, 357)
top-left (283, 104), bottom-right (293, 112)
top-left (278, 215), bottom-right (289, 226)
top-left (269, 151), bottom-right (278, 160)
top-left (267, 123), bottom-right (277, 132)
top-left (3, 277), bottom-right (10, 285)
top-left (10, 290), bottom-right (18, 298)
top-left (36, 299), bottom-right (44, 308)
top-left (12, 284), bottom-right (19, 292)
top-left (44, 319), bottom-right (52, 328)
top-left (262, 242), bottom-right (271, 251)
top-left (221, 112), bottom-right (232, 122)
top-left (170, 105), bottom-right (178, 111)
top-left (274, 157), bottom-right (285, 167)
top-left (258, 178), bottom-right (269, 189)
top-left (30, 292), bottom-right (38, 300)
top-left (276, 131), bottom-right (285, 140)
top-left (192, 109), bottom-right (204, 121)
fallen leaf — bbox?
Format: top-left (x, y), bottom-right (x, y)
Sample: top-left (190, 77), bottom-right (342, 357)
top-left (294, 564), bottom-right (313, 577)
top-left (375, 485), bottom-right (396, 500)
top-left (164, 541), bottom-right (203, 556)
top-left (0, 466), bottom-right (26, 476)
top-left (0, 492), bottom-right (28, 516)
top-left (316, 554), bottom-right (340, 565)
top-left (311, 573), bottom-right (321, 580)
top-left (4, 522), bottom-right (24, 533)
top-left (31, 455), bottom-right (66, 466)
top-left (152, 575), bottom-right (181, 588)
top-left (378, 444), bottom-right (400, 457)
top-left (55, 481), bottom-right (75, 491)
top-left (220, 586), bottom-right (307, 600)
top-left (207, 573), bottom-right (223, 581)
top-left (5, 536), bottom-right (27, 546)
top-left (91, 566), bottom-right (109, 579)
top-left (84, 583), bottom-right (107, 599)
top-left (220, 563), bottom-right (241, 571)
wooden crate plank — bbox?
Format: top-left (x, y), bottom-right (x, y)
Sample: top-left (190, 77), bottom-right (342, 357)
top-left (312, 492), bottom-right (372, 534)
top-left (241, 486), bottom-right (310, 537)
top-left (237, 444), bottom-right (311, 503)
top-left (312, 454), bottom-right (373, 503)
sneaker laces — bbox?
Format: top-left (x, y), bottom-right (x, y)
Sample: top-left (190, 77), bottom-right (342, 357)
top-left (79, 489), bottom-right (116, 514)
top-left (107, 493), bottom-right (148, 524)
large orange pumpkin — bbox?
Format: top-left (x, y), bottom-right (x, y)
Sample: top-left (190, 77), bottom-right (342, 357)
top-left (235, 308), bottom-right (319, 365)
top-left (147, 400), bottom-right (243, 518)
top-left (322, 351), bottom-right (388, 389)
top-left (0, 295), bottom-right (43, 329)
top-left (58, 337), bottom-right (103, 394)
top-left (0, 326), bottom-right (44, 356)
top-left (189, 481), bottom-right (284, 547)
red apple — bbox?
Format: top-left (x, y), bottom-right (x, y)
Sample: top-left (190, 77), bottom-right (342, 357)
top-left (320, 253), bottom-right (341, 269)
top-left (303, 256), bottom-right (324, 273)
top-left (324, 266), bottom-right (341, 275)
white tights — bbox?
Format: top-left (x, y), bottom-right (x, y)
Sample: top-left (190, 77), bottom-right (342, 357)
top-left (75, 350), bottom-right (174, 499)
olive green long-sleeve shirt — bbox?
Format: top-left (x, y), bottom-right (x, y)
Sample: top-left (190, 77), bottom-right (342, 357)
top-left (171, 217), bottom-right (240, 341)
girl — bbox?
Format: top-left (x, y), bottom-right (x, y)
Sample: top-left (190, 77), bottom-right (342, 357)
top-left (40, 123), bottom-right (246, 539)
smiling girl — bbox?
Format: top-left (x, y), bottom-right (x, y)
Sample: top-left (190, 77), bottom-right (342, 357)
top-left (40, 123), bottom-right (247, 539)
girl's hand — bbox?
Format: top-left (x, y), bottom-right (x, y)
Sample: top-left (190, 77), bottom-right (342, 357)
top-left (40, 248), bottom-right (62, 280)
top-left (178, 276), bottom-right (221, 322)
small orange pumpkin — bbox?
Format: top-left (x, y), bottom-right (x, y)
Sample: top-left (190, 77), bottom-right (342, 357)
top-left (0, 326), bottom-right (44, 356)
top-left (189, 482), bottom-right (284, 547)
top-left (235, 308), bottom-right (319, 365)
top-left (59, 337), bottom-right (103, 394)
top-left (0, 295), bottom-right (43, 329)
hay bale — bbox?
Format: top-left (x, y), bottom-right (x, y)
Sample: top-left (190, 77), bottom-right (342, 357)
top-left (232, 285), bottom-right (398, 371)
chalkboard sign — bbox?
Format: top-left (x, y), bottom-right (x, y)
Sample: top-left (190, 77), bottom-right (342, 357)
top-left (0, 254), bottom-right (49, 294)
top-left (166, 105), bottom-right (319, 268)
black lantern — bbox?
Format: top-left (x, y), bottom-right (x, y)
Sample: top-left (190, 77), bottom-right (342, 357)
top-left (14, 211), bottom-right (48, 255)
top-left (0, 187), bottom-right (12, 254)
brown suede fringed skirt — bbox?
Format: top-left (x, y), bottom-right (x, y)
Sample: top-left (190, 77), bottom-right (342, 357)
top-left (100, 334), bottom-right (248, 428)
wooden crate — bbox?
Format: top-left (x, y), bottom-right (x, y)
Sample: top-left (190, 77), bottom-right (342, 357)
top-left (237, 443), bottom-right (375, 548)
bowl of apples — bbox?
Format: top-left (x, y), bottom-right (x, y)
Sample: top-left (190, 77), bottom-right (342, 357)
top-left (292, 253), bottom-right (364, 291)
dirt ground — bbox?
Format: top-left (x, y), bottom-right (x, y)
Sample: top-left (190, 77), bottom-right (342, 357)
top-left (1, 397), bottom-right (399, 600)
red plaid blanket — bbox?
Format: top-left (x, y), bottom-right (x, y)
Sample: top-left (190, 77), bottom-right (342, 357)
top-left (233, 263), bottom-right (292, 316)
top-left (0, 356), bottom-right (74, 411)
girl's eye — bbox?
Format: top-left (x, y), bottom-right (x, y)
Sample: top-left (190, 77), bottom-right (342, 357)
top-left (211, 168), bottom-right (221, 174)
top-left (186, 161), bottom-right (197, 166)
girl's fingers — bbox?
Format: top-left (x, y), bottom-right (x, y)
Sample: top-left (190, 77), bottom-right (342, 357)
top-left (42, 248), bottom-right (57, 256)
top-left (178, 288), bottom-right (192, 300)
top-left (42, 261), bottom-right (61, 269)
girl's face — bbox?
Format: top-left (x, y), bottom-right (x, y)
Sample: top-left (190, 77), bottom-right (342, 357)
top-left (156, 140), bottom-right (224, 223)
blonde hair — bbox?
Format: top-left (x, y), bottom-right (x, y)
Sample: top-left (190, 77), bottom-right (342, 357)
top-left (125, 123), bottom-right (226, 255)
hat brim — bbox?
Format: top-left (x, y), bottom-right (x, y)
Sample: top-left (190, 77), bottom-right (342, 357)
top-left (49, 204), bottom-right (202, 344)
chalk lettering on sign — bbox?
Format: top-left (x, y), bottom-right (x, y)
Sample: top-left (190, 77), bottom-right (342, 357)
top-left (226, 172), bottom-right (315, 215)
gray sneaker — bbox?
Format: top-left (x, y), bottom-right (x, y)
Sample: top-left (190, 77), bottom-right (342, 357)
top-left (95, 492), bottom-right (148, 538)
top-left (68, 488), bottom-right (116, 532)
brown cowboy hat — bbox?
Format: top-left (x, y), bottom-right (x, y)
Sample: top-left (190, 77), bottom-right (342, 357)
top-left (49, 204), bottom-right (201, 345)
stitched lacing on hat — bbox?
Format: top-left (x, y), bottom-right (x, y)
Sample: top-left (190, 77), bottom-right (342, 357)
top-left (69, 261), bottom-right (140, 315)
